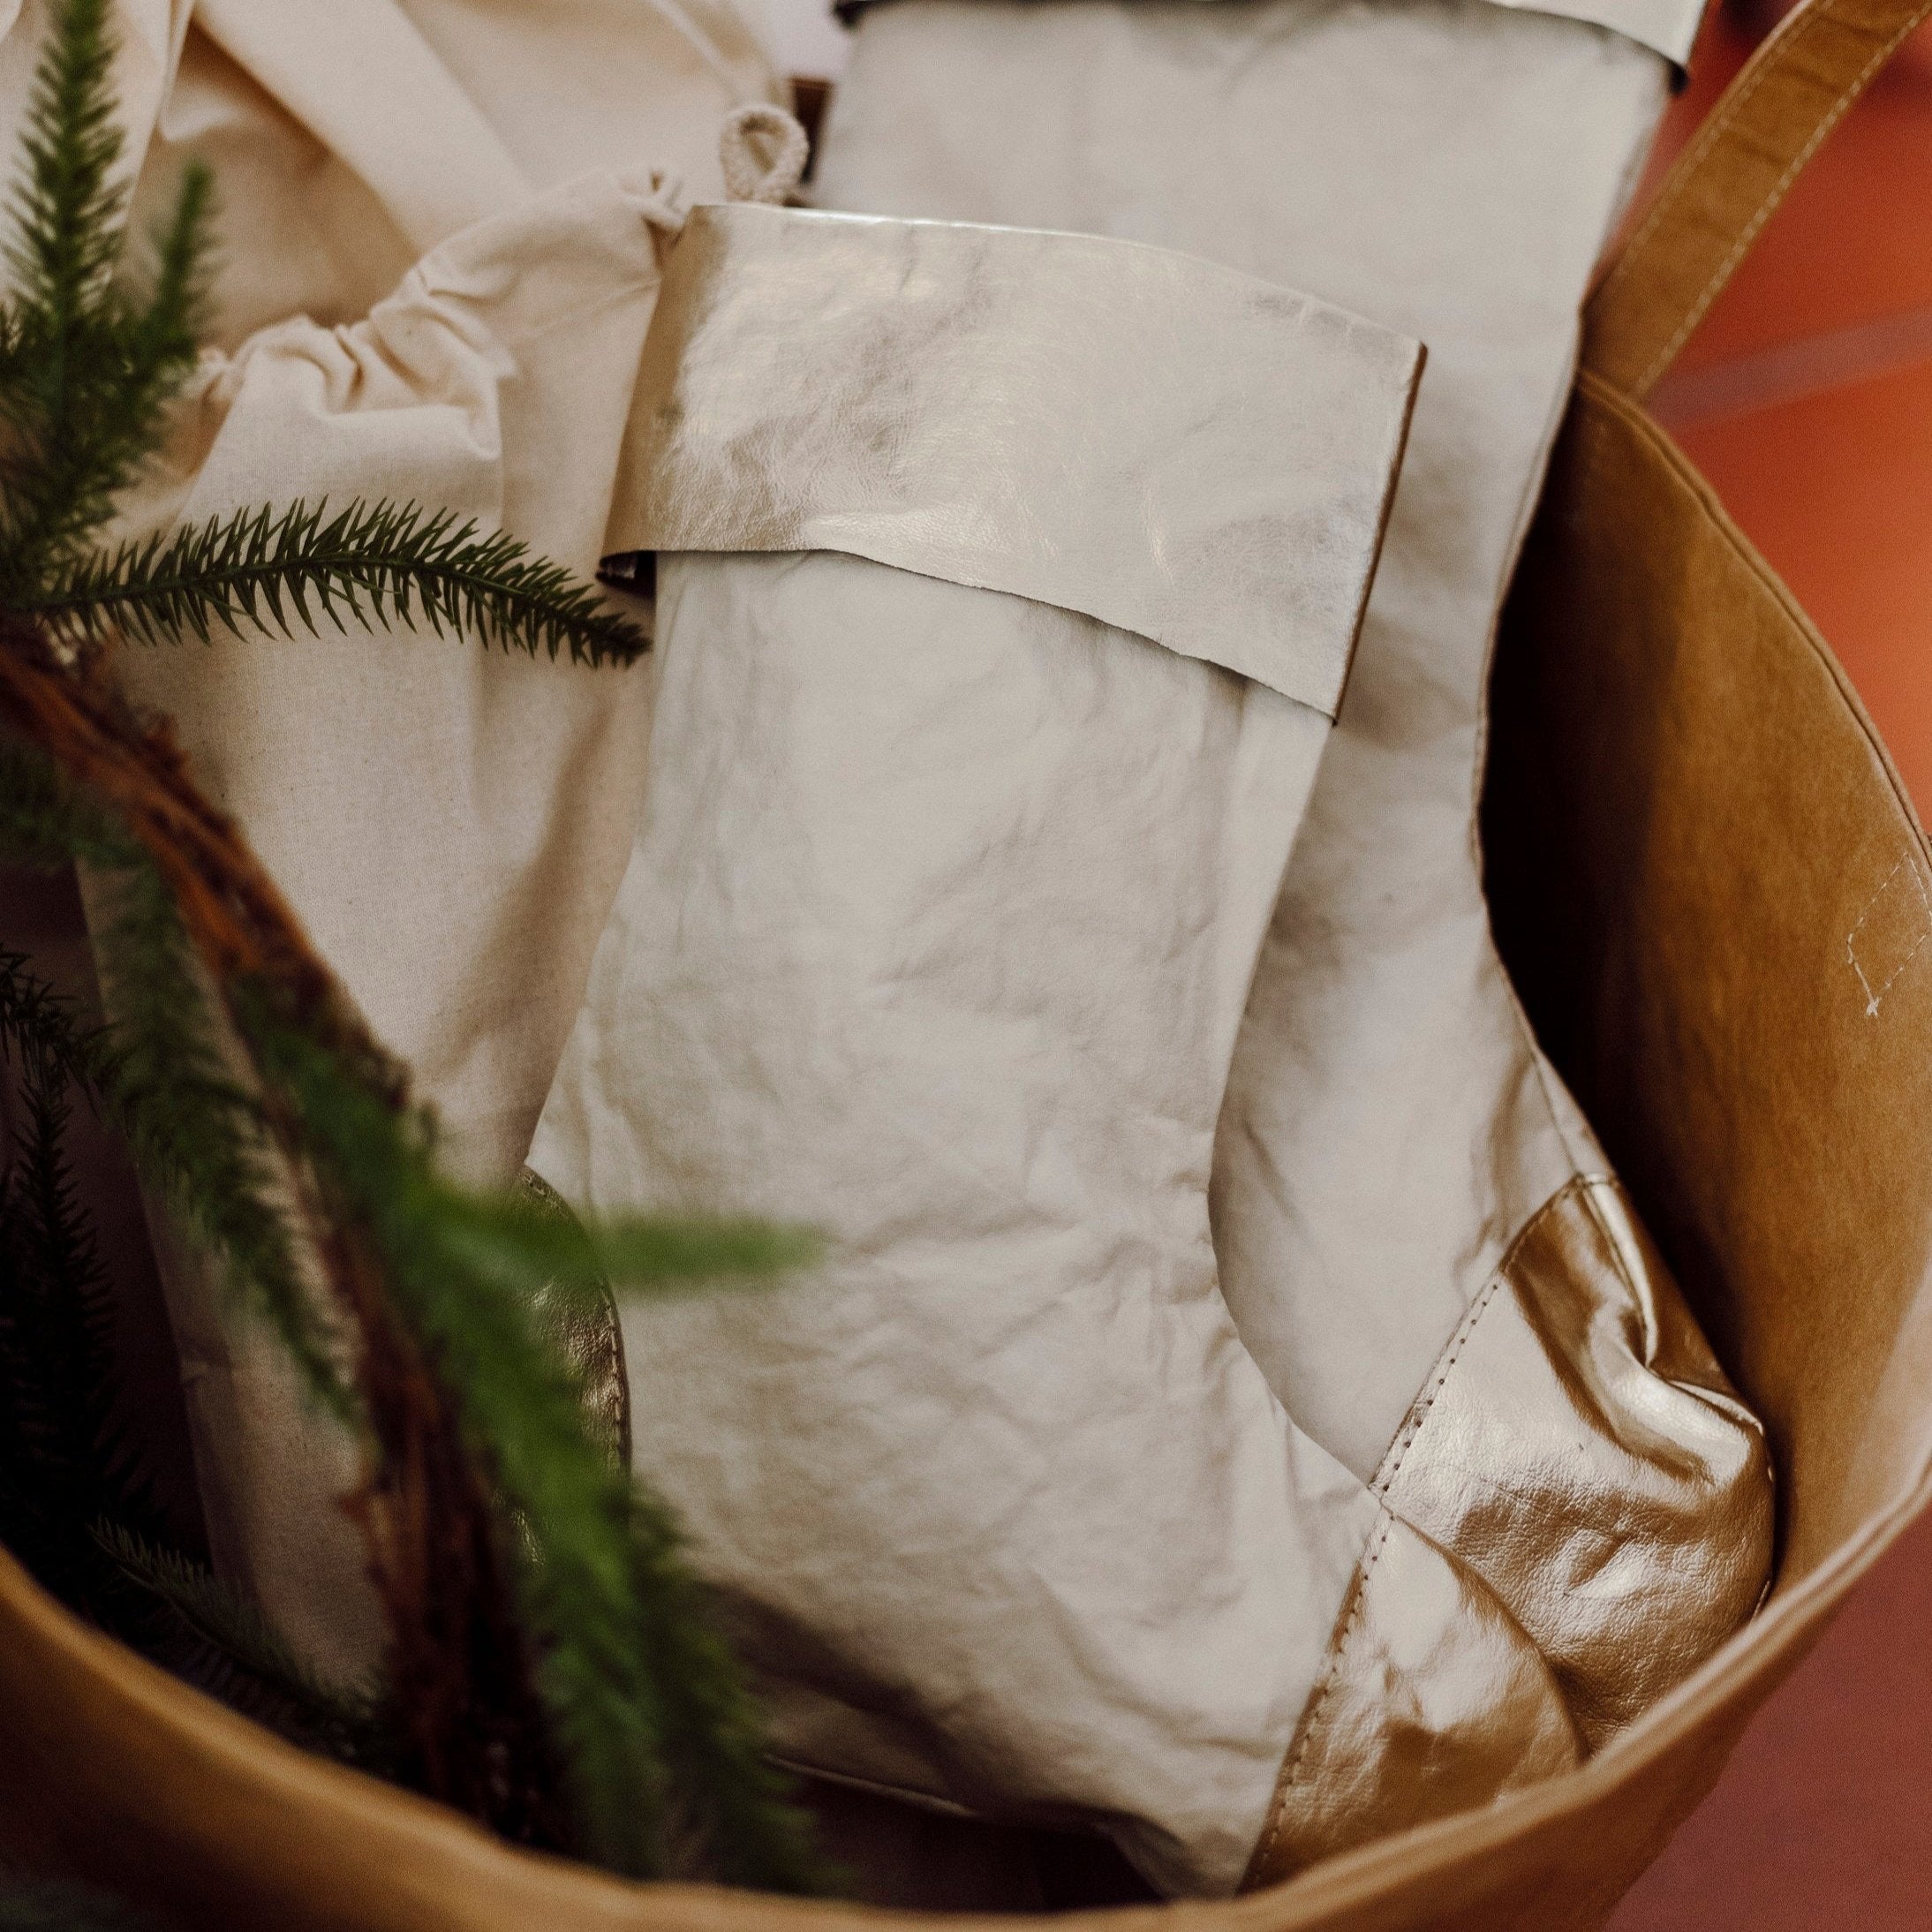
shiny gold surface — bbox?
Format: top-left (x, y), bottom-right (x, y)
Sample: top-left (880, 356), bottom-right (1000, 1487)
top-left (1374, 1177), bottom-right (1775, 1749)
top-left (1244, 1506), bottom-right (1581, 1888)
top-left (1244, 1174), bottom-right (1770, 1888)
top-left (615, 202), bottom-right (1423, 717)
top-left (515, 1167), bottom-right (631, 1468)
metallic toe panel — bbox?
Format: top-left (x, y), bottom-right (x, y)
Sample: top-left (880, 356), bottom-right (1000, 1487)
top-left (1244, 1506), bottom-right (1581, 1887)
top-left (515, 1166), bottom-right (631, 1469)
top-left (1374, 1176), bottom-right (1775, 1749)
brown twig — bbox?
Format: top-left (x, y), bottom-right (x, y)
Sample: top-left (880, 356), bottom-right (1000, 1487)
top-left (0, 616), bottom-right (569, 1846)
top-left (0, 620), bottom-right (402, 1095)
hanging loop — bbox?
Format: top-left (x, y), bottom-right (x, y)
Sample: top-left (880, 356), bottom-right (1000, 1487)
top-left (720, 104), bottom-right (810, 206)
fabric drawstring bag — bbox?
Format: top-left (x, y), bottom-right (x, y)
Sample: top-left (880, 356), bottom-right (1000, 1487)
top-left (810, 0), bottom-right (1774, 1822)
top-left (525, 200), bottom-right (1622, 1896)
top-left (0, 0), bottom-right (785, 1681)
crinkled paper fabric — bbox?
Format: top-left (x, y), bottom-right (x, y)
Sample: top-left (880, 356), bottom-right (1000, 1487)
top-left (803, 0), bottom-right (1772, 1883)
top-left (534, 202), bottom-right (1601, 1897)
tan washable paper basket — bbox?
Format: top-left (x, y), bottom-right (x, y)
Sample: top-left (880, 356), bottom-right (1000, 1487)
top-left (4, 0), bottom-right (1932, 1925)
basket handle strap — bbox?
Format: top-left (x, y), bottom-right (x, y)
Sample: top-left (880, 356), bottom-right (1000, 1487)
top-left (1581, 0), bottom-right (1932, 397)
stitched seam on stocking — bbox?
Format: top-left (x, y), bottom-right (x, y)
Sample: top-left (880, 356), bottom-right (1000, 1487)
top-left (1371, 1272), bottom-right (1506, 1501)
top-left (1241, 1165), bottom-right (1621, 1889)
top-left (1369, 1177), bottom-right (1591, 1498)
top-left (1244, 1508), bottom-right (1396, 1888)
top-left (1247, 1181), bottom-right (1579, 1888)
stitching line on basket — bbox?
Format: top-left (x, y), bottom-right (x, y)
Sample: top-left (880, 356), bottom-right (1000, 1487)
top-left (1846, 853), bottom-right (1932, 1016)
top-left (1596, 9), bottom-right (1792, 307)
top-left (1634, 11), bottom-right (1929, 395)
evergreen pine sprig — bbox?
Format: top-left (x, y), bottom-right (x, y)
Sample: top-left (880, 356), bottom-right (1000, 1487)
top-left (0, 0), bottom-right (210, 605)
top-left (0, 741), bottom-right (349, 1415)
top-left (96, 1522), bottom-right (403, 1772)
top-left (0, 940), bottom-right (109, 1092)
top-left (0, 0), bottom-right (638, 664)
top-left (442, 1178), bottom-right (816, 1309)
top-left (0, 979), bottom-right (164, 1619)
top-left (0, 0), bottom-right (826, 1893)
top-left (26, 498), bottom-right (649, 666)
top-left (0, 945), bottom-right (387, 1763)
top-left (86, 848), bottom-right (354, 1414)
top-left (243, 1001), bottom-right (821, 1883)
top-left (4, 0), bottom-right (123, 321)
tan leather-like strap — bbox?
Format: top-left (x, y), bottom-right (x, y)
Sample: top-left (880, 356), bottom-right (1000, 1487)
top-left (1583, 0), bottom-right (1932, 396)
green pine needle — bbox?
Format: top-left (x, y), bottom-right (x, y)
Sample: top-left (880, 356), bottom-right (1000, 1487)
top-left (0, 741), bottom-right (351, 1420)
top-left (0, 943), bottom-right (112, 1097)
top-left (0, 0), bottom-right (822, 1893)
top-left (441, 1185), bottom-right (817, 1319)
top-left (239, 994), bottom-right (826, 1890)
top-left (0, 977), bottom-right (171, 1626)
top-left (83, 857), bottom-right (355, 1420)
top-left (2, 0), bottom-right (121, 330)
top-left (0, 950), bottom-right (386, 1774)
top-left (97, 1523), bottom-right (400, 1771)
top-left (122, 157), bottom-right (213, 398)
top-left (24, 498), bottom-right (649, 665)
top-left (0, 1), bottom-right (211, 600)
top-left (0, 728), bottom-right (136, 871)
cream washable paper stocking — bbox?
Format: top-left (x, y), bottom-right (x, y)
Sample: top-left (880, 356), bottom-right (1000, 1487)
top-left (812, 0), bottom-right (1773, 1821)
top-left (531, 200), bottom-right (1604, 1896)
